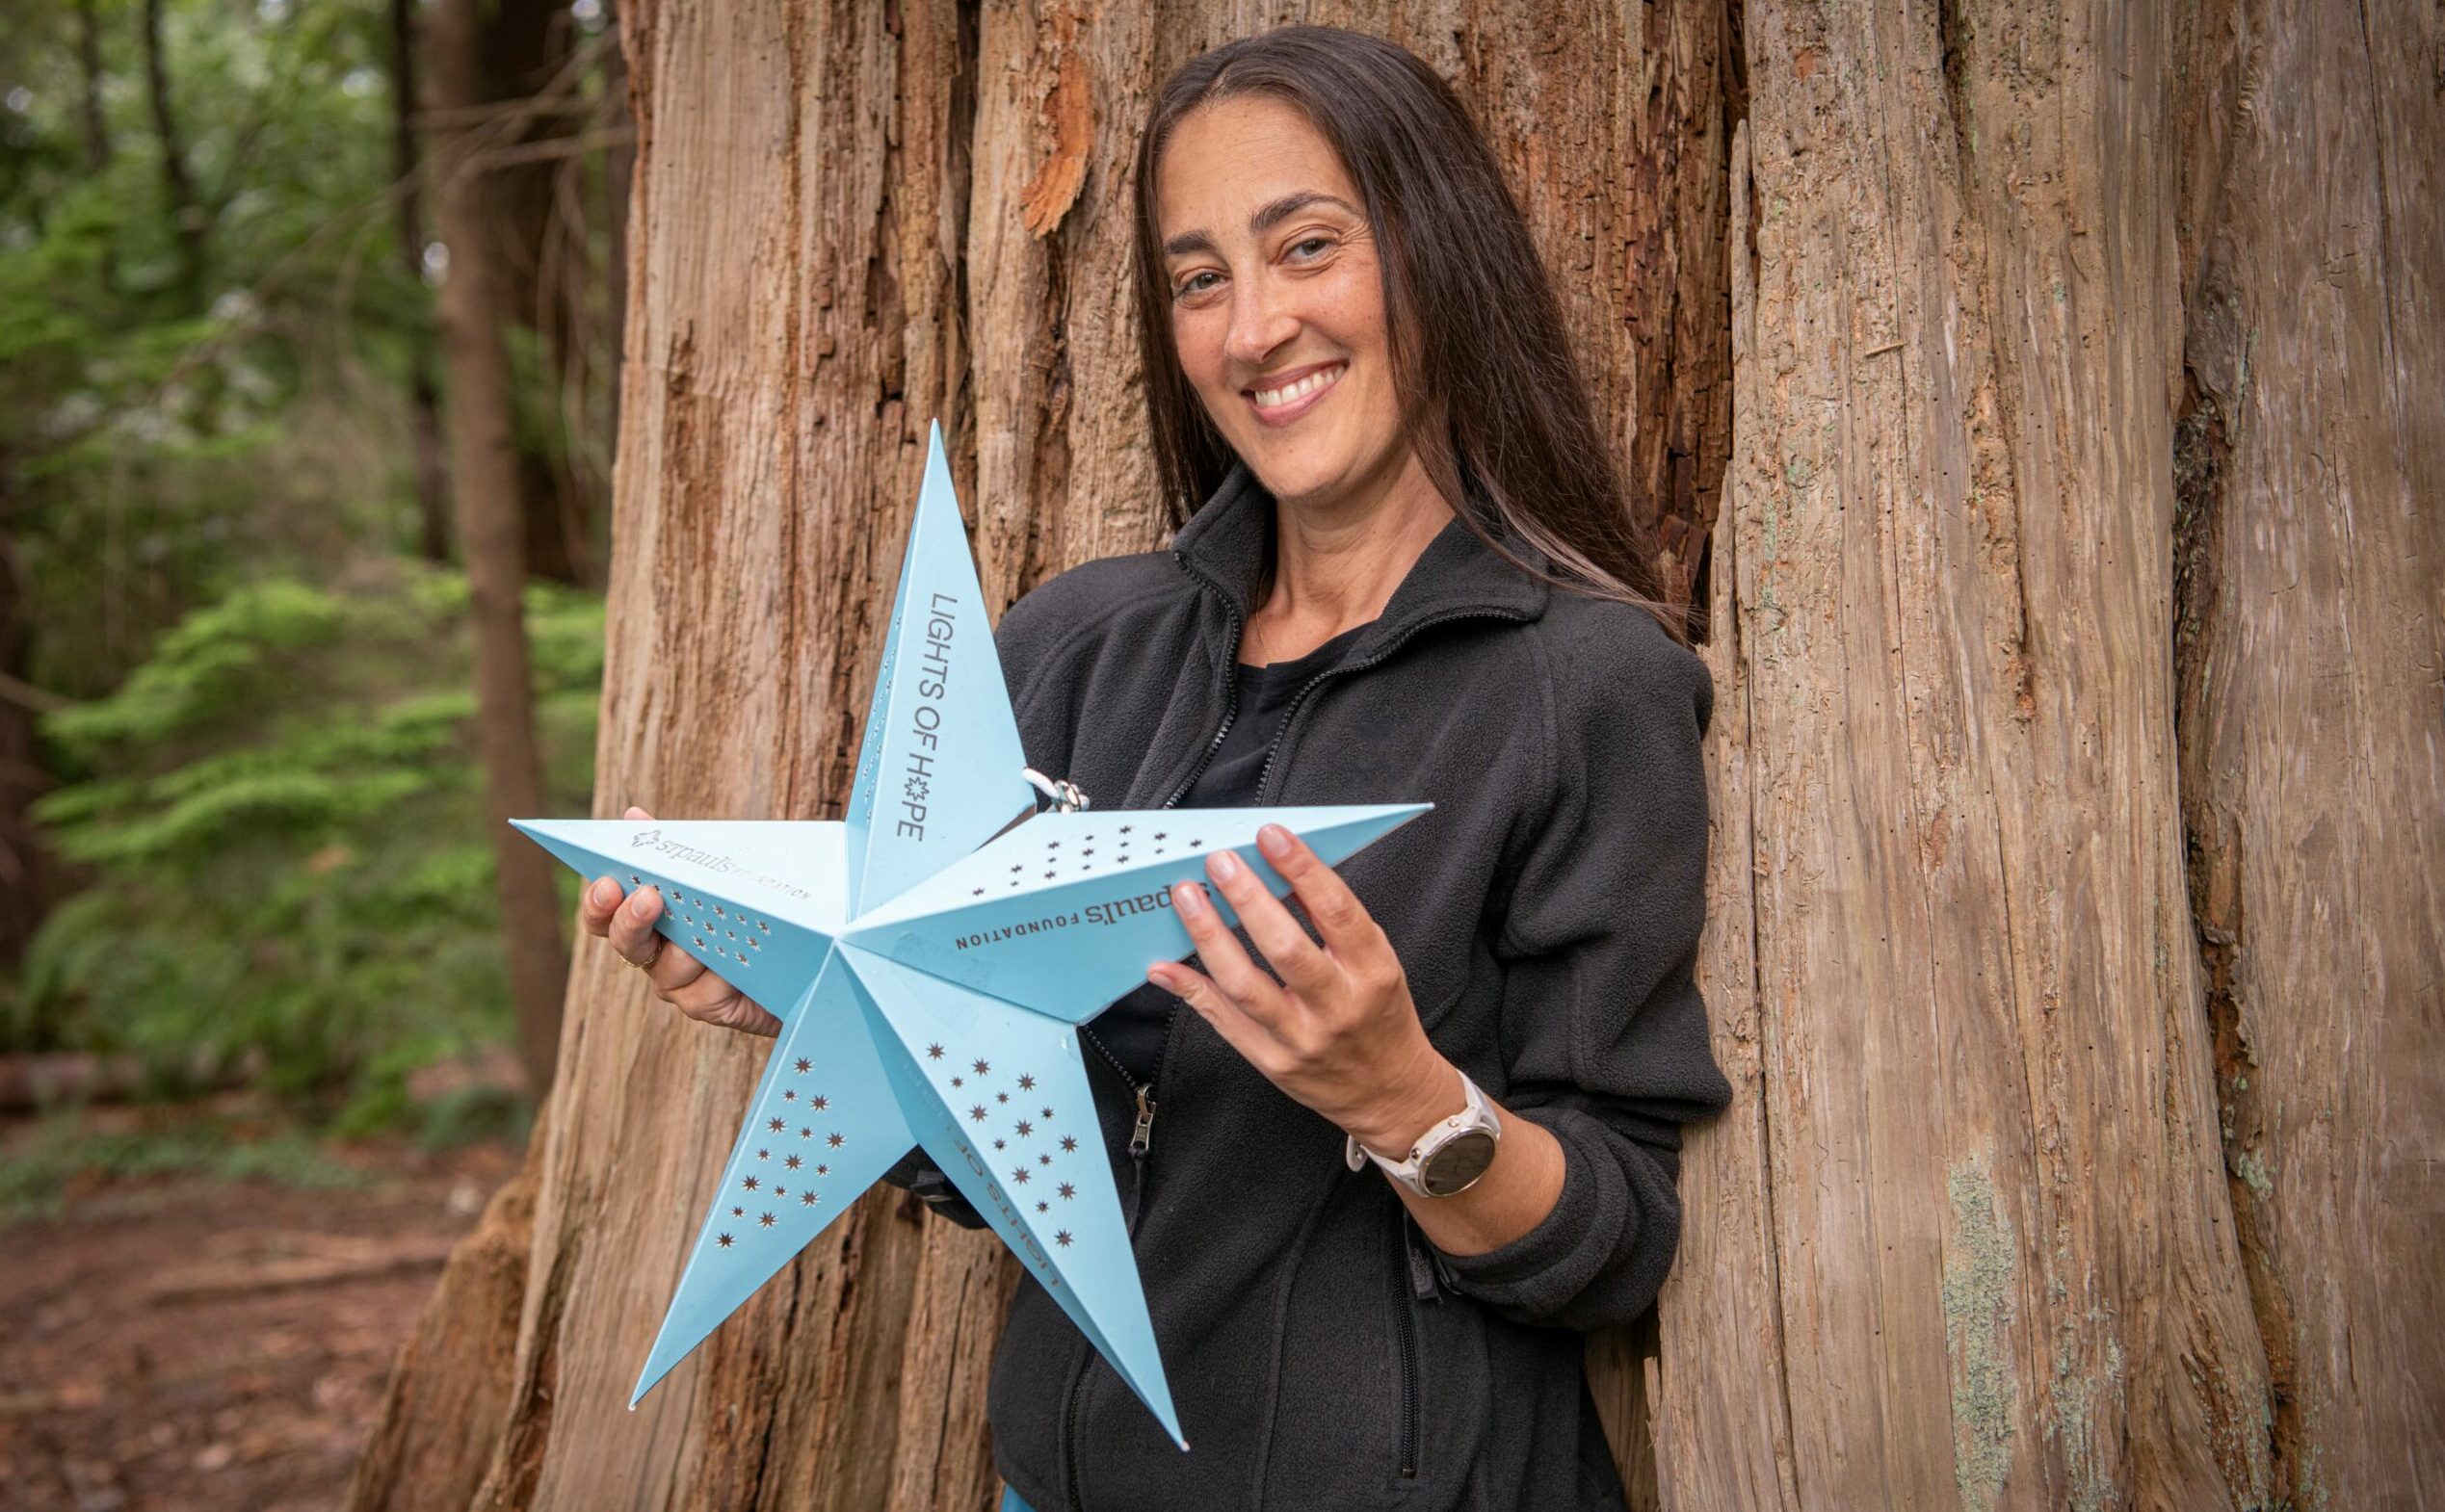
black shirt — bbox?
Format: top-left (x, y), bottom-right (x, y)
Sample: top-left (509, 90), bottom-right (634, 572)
top-left (1080, 618), bottom-right (1378, 1087)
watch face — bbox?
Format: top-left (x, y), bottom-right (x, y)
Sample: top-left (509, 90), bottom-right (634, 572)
top-left (1419, 1129), bottom-right (1499, 1197)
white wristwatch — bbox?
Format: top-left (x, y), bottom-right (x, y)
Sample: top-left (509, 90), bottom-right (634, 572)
top-left (1344, 1070), bottom-right (1503, 1198)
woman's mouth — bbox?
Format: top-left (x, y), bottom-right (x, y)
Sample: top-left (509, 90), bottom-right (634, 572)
top-left (1246, 361), bottom-right (1346, 425)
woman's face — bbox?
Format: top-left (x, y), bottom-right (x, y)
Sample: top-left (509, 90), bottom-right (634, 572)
top-left (1155, 95), bottom-right (1409, 511)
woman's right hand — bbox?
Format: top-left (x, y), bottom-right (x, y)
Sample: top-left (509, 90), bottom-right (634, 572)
top-left (576, 805), bottom-right (784, 1037)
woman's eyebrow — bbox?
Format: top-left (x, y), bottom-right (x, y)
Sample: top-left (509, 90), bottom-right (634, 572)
top-left (1162, 191), bottom-right (1361, 258)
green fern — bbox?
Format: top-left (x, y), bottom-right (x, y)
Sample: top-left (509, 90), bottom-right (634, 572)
top-left (15, 565), bottom-right (601, 1113)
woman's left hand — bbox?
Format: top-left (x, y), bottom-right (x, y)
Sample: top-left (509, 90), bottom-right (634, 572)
top-left (1148, 821), bottom-right (1465, 1157)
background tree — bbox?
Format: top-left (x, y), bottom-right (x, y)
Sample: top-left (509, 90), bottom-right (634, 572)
top-left (0, 0), bottom-right (629, 1122)
top-left (424, 0), bottom-right (571, 1097)
top-left (314, 0), bottom-right (2428, 1507)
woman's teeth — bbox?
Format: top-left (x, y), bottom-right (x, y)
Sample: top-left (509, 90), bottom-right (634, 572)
top-left (1254, 363), bottom-right (1344, 408)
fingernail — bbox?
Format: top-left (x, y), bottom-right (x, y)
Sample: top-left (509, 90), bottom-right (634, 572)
top-left (591, 877), bottom-right (618, 905)
top-left (1257, 823), bottom-right (1292, 859)
top-left (1175, 882), bottom-right (1206, 919)
top-left (1209, 849), bottom-right (1243, 883)
top-left (629, 891), bottom-right (654, 917)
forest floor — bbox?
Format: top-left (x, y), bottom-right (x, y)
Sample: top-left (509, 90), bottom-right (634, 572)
top-left (0, 1098), bottom-right (520, 1512)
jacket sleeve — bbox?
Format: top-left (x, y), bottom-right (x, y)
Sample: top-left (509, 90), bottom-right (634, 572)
top-left (876, 577), bottom-right (1078, 1228)
top-left (1425, 611), bottom-right (1733, 1331)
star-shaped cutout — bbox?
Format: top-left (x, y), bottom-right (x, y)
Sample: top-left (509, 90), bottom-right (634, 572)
top-left (512, 419), bottom-right (1428, 1448)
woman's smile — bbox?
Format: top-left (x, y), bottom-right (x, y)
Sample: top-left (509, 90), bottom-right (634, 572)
top-left (1246, 359), bottom-right (1346, 426)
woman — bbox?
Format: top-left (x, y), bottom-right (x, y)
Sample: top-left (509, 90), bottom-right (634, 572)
top-left (578, 25), bottom-right (1729, 1512)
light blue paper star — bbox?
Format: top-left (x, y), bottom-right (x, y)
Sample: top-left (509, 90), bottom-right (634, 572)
top-left (513, 420), bottom-right (1429, 1449)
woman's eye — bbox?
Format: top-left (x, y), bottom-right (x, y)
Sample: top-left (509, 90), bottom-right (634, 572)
top-left (1174, 272), bottom-right (1219, 300)
top-left (1291, 236), bottom-right (1331, 258)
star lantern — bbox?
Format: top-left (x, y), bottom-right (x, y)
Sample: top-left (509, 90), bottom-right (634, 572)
top-left (513, 422), bottom-right (1429, 1449)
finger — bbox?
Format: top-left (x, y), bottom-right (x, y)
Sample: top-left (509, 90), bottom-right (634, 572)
top-left (1148, 959), bottom-right (1280, 1072)
top-left (578, 874), bottom-right (625, 937)
top-left (608, 884), bottom-right (666, 963)
top-left (645, 930), bottom-right (714, 992)
top-left (1254, 822), bottom-right (1396, 975)
top-left (624, 805), bottom-right (655, 821)
top-left (664, 962), bottom-right (741, 1018)
top-left (1171, 880), bottom-right (1290, 1027)
top-left (1201, 846), bottom-right (1337, 997)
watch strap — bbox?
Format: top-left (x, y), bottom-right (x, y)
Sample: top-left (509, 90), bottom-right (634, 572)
top-left (1343, 1070), bottom-right (1501, 1196)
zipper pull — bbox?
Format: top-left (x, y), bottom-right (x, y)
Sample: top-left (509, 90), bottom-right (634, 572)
top-left (1129, 1082), bottom-right (1158, 1159)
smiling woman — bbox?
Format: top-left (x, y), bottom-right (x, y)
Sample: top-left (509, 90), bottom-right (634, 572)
top-left (1128, 28), bottom-right (1683, 645)
top-left (580, 22), bottom-right (1727, 1512)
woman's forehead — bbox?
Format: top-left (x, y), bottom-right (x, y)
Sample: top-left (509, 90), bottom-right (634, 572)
top-left (1155, 97), bottom-right (1357, 237)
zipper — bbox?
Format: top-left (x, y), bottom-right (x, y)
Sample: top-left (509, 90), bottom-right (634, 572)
top-left (1393, 1214), bottom-right (1423, 1479)
top-left (1064, 556), bottom-right (1233, 1512)
top-left (1156, 550), bottom-right (1249, 809)
top-left (1251, 603), bottom-right (1536, 806)
top-left (1060, 562), bottom-right (1520, 1508)
top-left (1074, 1024), bottom-right (1163, 1178)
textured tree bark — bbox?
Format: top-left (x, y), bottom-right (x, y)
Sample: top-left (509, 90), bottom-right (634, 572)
top-left (428, 0), bottom-right (572, 1098)
top-left (350, 2), bottom-right (2439, 1508)
top-left (1656, 1), bottom-right (2440, 1508)
top-left (2170, 0), bottom-right (2445, 1503)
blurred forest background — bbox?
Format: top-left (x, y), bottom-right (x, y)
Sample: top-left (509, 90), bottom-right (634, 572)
top-left (1, 5), bottom-right (627, 1502)
top-left (0, 0), bottom-right (630, 1158)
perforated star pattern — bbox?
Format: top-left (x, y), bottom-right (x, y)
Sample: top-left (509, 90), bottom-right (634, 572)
top-left (511, 420), bottom-right (1428, 1451)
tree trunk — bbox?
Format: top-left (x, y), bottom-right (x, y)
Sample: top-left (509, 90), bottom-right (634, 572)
top-left (140, 0), bottom-right (207, 309)
top-left (480, 0), bottom-right (598, 588)
top-left (73, 0), bottom-right (112, 176)
top-left (1653, 1), bottom-right (2440, 1509)
top-left (352, 2), bottom-right (2440, 1508)
top-left (0, 482), bottom-right (55, 970)
top-left (600, 13), bottom-right (632, 488)
top-left (428, 0), bottom-right (571, 1098)
top-left (392, 0), bottom-right (453, 564)
top-left (2169, 0), bottom-right (2445, 1502)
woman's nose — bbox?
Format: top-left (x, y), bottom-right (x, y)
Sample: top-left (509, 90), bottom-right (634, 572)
top-left (1222, 278), bottom-right (1301, 370)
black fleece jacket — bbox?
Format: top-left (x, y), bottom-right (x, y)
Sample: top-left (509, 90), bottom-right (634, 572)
top-left (899, 461), bottom-right (1729, 1512)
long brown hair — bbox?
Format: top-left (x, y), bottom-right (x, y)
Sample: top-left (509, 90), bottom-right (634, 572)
top-left (1129, 25), bottom-right (1683, 639)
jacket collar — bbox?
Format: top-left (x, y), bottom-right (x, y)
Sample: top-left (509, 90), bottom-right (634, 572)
top-left (1168, 458), bottom-right (1551, 657)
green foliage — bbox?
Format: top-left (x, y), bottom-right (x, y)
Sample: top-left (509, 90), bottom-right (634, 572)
top-left (0, 3), bottom-right (627, 1134)
top-left (0, 1110), bottom-right (369, 1222)
top-left (13, 568), bottom-right (601, 1108)
top-left (1, 0), bottom-right (429, 698)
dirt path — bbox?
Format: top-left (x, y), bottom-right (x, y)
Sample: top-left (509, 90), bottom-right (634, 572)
top-left (0, 1131), bottom-right (517, 1512)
